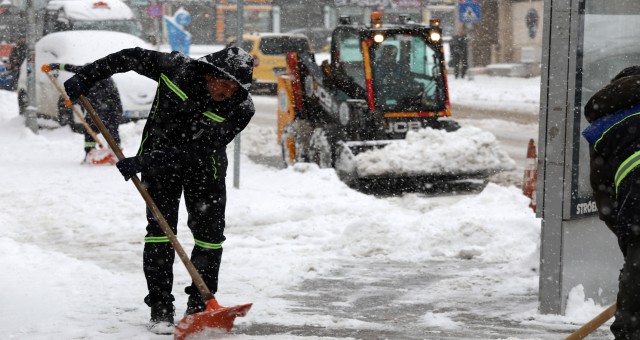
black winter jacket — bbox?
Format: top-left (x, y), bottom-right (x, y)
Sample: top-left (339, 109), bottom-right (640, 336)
top-left (72, 47), bottom-right (255, 168)
top-left (583, 72), bottom-right (640, 232)
top-left (61, 63), bottom-right (122, 119)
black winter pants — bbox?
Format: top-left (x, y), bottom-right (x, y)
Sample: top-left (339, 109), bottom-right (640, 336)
top-left (84, 108), bottom-right (121, 152)
top-left (611, 173), bottom-right (640, 339)
top-left (141, 150), bottom-right (227, 307)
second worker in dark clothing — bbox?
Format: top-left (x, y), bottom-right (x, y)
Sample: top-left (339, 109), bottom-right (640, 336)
top-left (64, 46), bottom-right (255, 334)
top-left (49, 62), bottom-right (122, 162)
top-left (449, 29), bottom-right (468, 79)
top-left (583, 65), bottom-right (640, 340)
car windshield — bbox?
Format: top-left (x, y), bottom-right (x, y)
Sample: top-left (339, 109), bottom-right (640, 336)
top-left (259, 37), bottom-right (310, 55)
top-left (72, 20), bottom-right (145, 40)
top-left (240, 40), bottom-right (254, 53)
top-left (371, 34), bottom-right (446, 112)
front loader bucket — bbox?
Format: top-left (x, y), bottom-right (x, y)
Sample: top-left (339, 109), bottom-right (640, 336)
top-left (174, 299), bottom-right (252, 340)
top-left (334, 129), bottom-right (515, 194)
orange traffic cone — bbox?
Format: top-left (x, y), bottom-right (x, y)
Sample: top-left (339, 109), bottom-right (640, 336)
top-left (522, 139), bottom-right (538, 212)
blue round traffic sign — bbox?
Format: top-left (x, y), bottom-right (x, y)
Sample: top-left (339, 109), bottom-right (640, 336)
top-left (147, 4), bottom-right (162, 19)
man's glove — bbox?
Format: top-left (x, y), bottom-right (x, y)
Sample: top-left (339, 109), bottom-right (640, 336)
top-left (116, 156), bottom-right (143, 181)
top-left (64, 75), bottom-right (90, 102)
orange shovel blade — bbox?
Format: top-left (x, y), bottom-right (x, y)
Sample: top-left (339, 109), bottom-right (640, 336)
top-left (85, 149), bottom-right (117, 165)
top-left (174, 299), bottom-right (252, 340)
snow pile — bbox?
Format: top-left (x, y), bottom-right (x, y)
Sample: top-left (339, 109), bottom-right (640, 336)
top-left (420, 311), bottom-right (463, 330)
top-left (240, 124), bottom-right (281, 158)
top-left (565, 285), bottom-right (615, 324)
top-left (334, 183), bottom-right (540, 263)
top-left (351, 126), bottom-right (516, 177)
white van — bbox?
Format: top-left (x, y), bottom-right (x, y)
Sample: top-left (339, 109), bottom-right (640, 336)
top-left (41, 0), bottom-right (147, 40)
top-left (17, 0), bottom-right (156, 130)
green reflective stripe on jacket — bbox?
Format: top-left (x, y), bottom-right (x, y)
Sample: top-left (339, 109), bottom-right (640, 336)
top-left (159, 73), bottom-right (188, 101)
top-left (145, 236), bottom-right (170, 243)
top-left (85, 141), bottom-right (97, 148)
top-left (194, 239), bottom-right (223, 249)
top-left (150, 81), bottom-right (162, 119)
top-left (594, 112), bottom-right (640, 152)
top-left (211, 156), bottom-right (218, 180)
top-left (137, 132), bottom-right (150, 157)
top-left (615, 149), bottom-right (640, 193)
top-left (60, 64), bottom-right (66, 71)
top-left (202, 111), bottom-right (225, 123)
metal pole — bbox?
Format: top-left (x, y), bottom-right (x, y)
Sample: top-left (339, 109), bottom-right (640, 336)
top-left (233, 0), bottom-right (244, 189)
top-left (24, 0), bottom-right (38, 133)
top-left (153, 0), bottom-right (161, 51)
top-left (323, 5), bottom-right (331, 29)
top-left (465, 22), bottom-right (474, 81)
top-left (272, 6), bottom-right (281, 33)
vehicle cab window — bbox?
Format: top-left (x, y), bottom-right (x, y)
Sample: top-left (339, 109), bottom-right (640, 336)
top-left (333, 29), bottom-right (365, 91)
top-left (371, 33), bottom-right (445, 111)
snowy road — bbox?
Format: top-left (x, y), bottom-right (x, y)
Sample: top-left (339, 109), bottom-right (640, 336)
top-left (0, 71), bottom-right (616, 340)
top-left (240, 93), bottom-right (611, 340)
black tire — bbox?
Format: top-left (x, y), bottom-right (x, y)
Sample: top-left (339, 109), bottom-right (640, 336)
top-left (57, 96), bottom-right (84, 133)
top-left (307, 128), bottom-right (335, 168)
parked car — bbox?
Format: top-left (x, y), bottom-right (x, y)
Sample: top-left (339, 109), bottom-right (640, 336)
top-left (0, 62), bottom-right (14, 91)
top-left (286, 27), bottom-right (332, 52)
top-left (228, 33), bottom-right (312, 94)
top-left (17, 30), bottom-right (157, 130)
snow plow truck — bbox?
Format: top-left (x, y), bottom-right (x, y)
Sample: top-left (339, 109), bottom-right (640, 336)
top-left (276, 13), bottom-right (515, 191)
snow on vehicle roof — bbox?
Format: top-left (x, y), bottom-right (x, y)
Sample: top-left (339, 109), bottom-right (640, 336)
top-left (37, 30), bottom-right (149, 64)
top-left (47, 0), bottom-right (134, 21)
top-left (244, 32), bottom-right (308, 39)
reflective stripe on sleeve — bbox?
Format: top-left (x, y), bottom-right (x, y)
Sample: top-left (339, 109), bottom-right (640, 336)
top-left (202, 111), bottom-right (225, 123)
top-left (194, 239), bottom-right (223, 249)
top-left (615, 149), bottom-right (640, 194)
top-left (159, 73), bottom-right (188, 101)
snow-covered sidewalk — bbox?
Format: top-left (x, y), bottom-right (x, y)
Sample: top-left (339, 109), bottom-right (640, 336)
top-left (0, 69), bottom-right (612, 339)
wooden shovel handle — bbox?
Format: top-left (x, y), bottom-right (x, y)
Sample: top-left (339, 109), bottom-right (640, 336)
top-left (565, 303), bottom-right (616, 340)
top-left (78, 95), bottom-right (215, 303)
top-left (41, 69), bottom-right (105, 149)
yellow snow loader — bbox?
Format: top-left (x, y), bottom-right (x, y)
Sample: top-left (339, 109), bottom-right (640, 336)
top-left (276, 13), bottom-right (514, 191)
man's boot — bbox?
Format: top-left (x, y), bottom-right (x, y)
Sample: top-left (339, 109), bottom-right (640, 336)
top-left (148, 301), bottom-right (175, 334)
top-left (184, 286), bottom-right (206, 316)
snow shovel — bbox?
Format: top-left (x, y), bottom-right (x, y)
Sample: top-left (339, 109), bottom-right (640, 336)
top-left (565, 303), bottom-right (616, 340)
top-left (77, 95), bottom-right (252, 339)
top-left (41, 65), bottom-right (116, 165)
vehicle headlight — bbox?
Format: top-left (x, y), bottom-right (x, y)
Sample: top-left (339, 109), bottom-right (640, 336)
top-left (430, 32), bottom-right (441, 42)
top-left (373, 34), bottom-right (385, 43)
